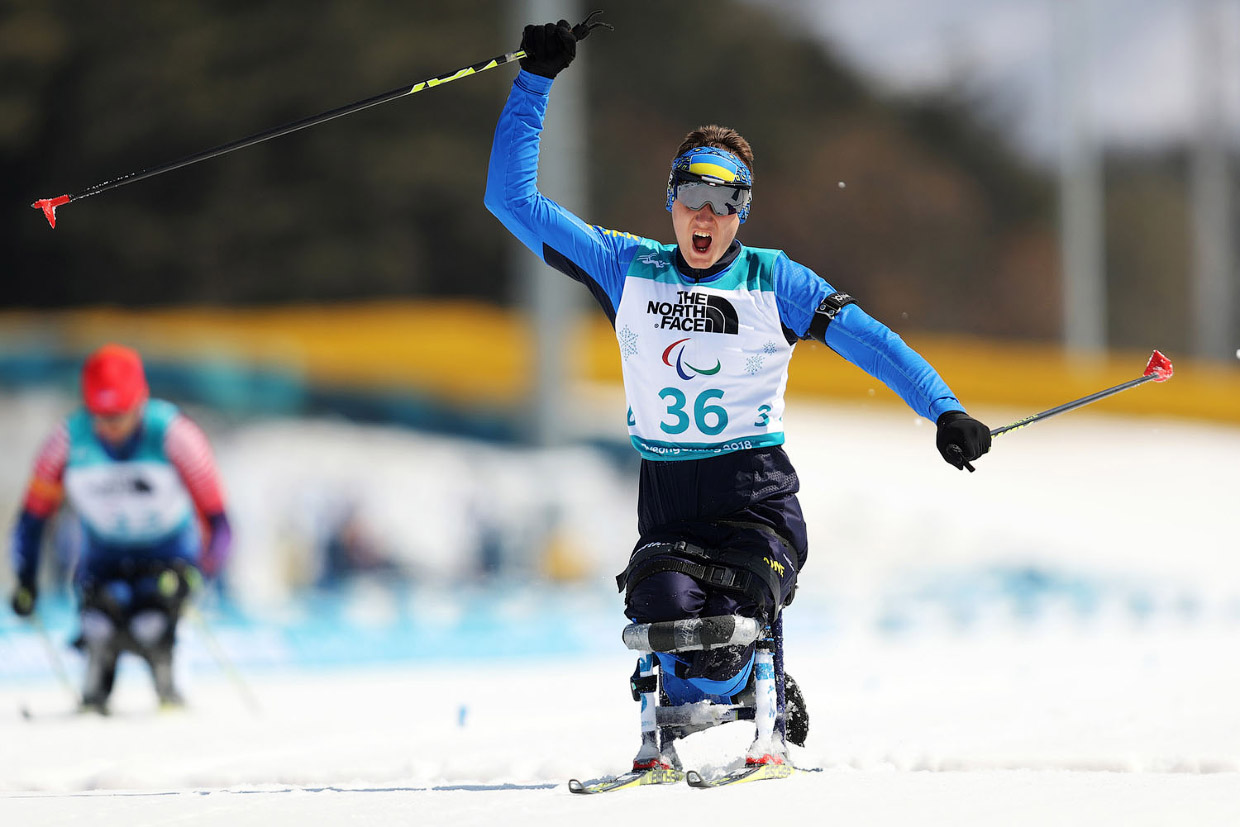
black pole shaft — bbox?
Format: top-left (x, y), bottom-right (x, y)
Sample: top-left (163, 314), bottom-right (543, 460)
top-left (772, 613), bottom-right (787, 742)
top-left (58, 49), bottom-right (525, 205)
top-left (991, 373), bottom-right (1158, 437)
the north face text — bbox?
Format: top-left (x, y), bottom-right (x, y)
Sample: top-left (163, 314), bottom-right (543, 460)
top-left (647, 292), bottom-right (739, 334)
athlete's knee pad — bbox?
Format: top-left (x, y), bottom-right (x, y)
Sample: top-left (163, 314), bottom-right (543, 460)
top-left (79, 608), bottom-right (119, 650)
top-left (625, 569), bottom-right (706, 622)
top-left (625, 567), bottom-right (759, 624)
top-left (129, 608), bottom-right (174, 649)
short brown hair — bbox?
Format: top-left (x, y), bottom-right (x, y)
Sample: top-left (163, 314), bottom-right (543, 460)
top-left (675, 125), bottom-right (754, 177)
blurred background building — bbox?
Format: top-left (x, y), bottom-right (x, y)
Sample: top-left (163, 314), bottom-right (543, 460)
top-left (1, 0), bottom-right (1237, 621)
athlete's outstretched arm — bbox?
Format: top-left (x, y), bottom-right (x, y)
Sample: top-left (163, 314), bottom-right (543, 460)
top-left (772, 254), bottom-right (962, 421)
top-left (9, 423), bottom-right (69, 615)
top-left (822, 302), bottom-right (963, 422)
top-left (484, 71), bottom-right (636, 316)
top-left (165, 415), bottom-right (231, 577)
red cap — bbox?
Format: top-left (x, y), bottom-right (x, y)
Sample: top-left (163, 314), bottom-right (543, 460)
top-left (81, 344), bottom-right (149, 416)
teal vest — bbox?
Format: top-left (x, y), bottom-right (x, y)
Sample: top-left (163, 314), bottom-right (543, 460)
top-left (62, 400), bottom-right (194, 545)
top-left (614, 243), bottom-right (794, 460)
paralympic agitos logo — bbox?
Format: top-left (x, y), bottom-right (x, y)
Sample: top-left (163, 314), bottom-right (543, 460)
top-left (647, 291), bottom-right (738, 334)
top-left (662, 338), bottom-right (720, 380)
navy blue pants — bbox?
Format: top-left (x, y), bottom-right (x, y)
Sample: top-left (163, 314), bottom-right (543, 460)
top-left (76, 524), bottom-right (200, 627)
top-left (623, 446), bottom-right (806, 699)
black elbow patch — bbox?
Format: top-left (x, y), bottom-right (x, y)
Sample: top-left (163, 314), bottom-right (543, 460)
top-left (806, 291), bottom-right (856, 342)
top-left (542, 243), bottom-right (618, 324)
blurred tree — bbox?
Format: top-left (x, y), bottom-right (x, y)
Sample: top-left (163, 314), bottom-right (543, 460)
top-left (3, 0), bottom-right (513, 305)
top-left (586, 3), bottom-right (1058, 339)
top-left (1105, 152), bottom-right (1193, 354)
top-left (3, 0), bottom-right (1195, 349)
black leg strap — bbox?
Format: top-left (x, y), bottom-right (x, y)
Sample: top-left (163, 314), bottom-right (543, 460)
top-left (616, 540), bottom-right (785, 614)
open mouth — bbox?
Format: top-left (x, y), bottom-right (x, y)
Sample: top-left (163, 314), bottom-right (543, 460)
top-left (692, 231), bottom-right (712, 254)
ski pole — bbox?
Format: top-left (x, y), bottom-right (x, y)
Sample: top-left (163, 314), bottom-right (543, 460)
top-left (31, 11), bottom-right (612, 228)
top-left (186, 606), bottom-right (262, 714)
top-left (31, 49), bottom-right (526, 228)
top-left (948, 349), bottom-right (1174, 471)
top-left (990, 349), bottom-right (1174, 437)
top-left (29, 613), bottom-right (82, 705)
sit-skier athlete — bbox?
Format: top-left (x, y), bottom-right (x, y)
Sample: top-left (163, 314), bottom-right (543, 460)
top-left (9, 344), bottom-right (232, 714)
top-left (486, 17), bottom-right (991, 770)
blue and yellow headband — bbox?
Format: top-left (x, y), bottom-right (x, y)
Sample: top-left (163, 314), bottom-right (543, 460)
top-left (665, 146), bottom-right (753, 222)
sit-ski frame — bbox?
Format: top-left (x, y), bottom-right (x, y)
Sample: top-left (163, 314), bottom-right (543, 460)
top-left (624, 613), bottom-right (790, 769)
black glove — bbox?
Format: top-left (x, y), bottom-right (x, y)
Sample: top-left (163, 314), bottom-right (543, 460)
top-left (936, 410), bottom-right (992, 472)
top-left (11, 582), bottom-right (36, 617)
top-left (519, 11), bottom-right (612, 79)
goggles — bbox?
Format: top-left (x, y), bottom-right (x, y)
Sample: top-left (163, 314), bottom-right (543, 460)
top-left (665, 146), bottom-right (753, 222)
top-left (671, 175), bottom-right (752, 218)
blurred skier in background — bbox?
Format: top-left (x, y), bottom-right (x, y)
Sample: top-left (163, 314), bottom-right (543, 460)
top-left (8, 343), bottom-right (232, 714)
top-left (486, 17), bottom-right (991, 768)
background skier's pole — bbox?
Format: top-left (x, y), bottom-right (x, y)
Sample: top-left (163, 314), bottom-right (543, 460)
top-left (30, 614), bottom-right (81, 706)
top-left (187, 607), bottom-right (262, 714)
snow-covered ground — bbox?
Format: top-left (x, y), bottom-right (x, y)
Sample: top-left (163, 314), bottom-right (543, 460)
top-left (5, 625), bottom-right (1240, 826)
top-left (3, 392), bottom-right (1239, 824)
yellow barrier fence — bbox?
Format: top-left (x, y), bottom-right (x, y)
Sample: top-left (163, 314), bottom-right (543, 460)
top-left (3, 302), bottom-right (1237, 425)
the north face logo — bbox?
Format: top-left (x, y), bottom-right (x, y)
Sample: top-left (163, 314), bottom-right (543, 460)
top-left (647, 291), bottom-right (739, 334)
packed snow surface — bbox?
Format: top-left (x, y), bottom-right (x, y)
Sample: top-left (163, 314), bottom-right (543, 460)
top-left (3, 397), bottom-right (1238, 825)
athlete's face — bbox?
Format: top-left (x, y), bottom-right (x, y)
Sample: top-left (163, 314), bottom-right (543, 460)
top-left (92, 406), bottom-right (142, 446)
top-left (672, 197), bottom-right (740, 270)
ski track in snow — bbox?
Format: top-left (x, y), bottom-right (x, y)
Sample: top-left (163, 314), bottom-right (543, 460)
top-left (6, 620), bottom-right (1240, 826)
top-left (2, 397), bottom-right (1239, 824)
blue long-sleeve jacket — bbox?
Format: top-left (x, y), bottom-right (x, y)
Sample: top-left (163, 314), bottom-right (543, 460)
top-left (485, 71), bottom-right (964, 430)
